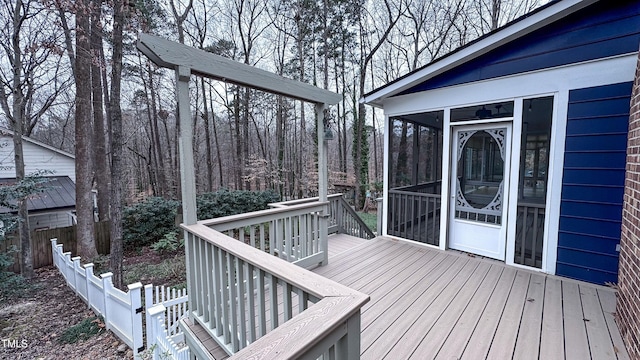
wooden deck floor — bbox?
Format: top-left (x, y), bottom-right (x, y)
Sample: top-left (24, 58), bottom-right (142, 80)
top-left (320, 236), bottom-right (629, 360)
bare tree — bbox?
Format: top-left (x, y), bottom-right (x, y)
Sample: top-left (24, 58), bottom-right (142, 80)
top-left (75, 0), bottom-right (97, 259)
top-left (354, 0), bottom-right (403, 209)
top-left (91, 0), bottom-right (110, 221)
top-left (109, 0), bottom-right (127, 288)
top-left (0, 0), bottom-right (69, 277)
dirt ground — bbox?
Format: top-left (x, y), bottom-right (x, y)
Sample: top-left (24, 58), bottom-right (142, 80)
top-left (0, 266), bottom-right (134, 360)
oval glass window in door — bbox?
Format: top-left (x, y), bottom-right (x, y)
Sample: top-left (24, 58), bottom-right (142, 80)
top-left (455, 128), bottom-right (506, 224)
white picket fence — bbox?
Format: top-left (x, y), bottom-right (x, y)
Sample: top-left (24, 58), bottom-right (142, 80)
top-left (50, 238), bottom-right (191, 359)
top-left (145, 285), bottom-right (190, 359)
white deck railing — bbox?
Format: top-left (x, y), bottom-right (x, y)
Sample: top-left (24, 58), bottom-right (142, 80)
top-left (181, 205), bottom-right (369, 359)
top-left (270, 194), bottom-right (375, 240)
top-left (200, 201), bottom-right (329, 269)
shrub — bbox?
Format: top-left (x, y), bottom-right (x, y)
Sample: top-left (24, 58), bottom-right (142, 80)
top-left (123, 197), bottom-right (180, 249)
top-left (58, 316), bottom-right (105, 344)
top-left (197, 189), bottom-right (280, 220)
top-left (150, 231), bottom-right (183, 254)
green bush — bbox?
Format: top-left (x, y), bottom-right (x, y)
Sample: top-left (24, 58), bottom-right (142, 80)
top-left (150, 231), bottom-right (183, 254)
top-left (123, 197), bottom-right (180, 249)
top-left (58, 316), bottom-right (105, 344)
top-left (196, 189), bottom-right (280, 220)
top-left (123, 190), bottom-right (279, 250)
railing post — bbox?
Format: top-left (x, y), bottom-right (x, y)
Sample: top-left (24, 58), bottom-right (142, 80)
top-left (50, 238), bottom-right (58, 268)
top-left (144, 284), bottom-right (154, 350)
top-left (148, 304), bottom-right (167, 356)
top-left (128, 282), bottom-right (144, 355)
top-left (335, 311), bottom-right (362, 359)
top-left (84, 263), bottom-right (94, 310)
top-left (101, 272), bottom-right (114, 329)
top-left (376, 198), bottom-right (383, 236)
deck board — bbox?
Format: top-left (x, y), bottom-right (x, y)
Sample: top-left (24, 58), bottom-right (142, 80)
top-left (432, 265), bottom-right (504, 360)
top-left (513, 273), bottom-right (545, 360)
top-left (402, 262), bottom-right (492, 360)
top-left (539, 277), bottom-right (565, 359)
top-left (380, 260), bottom-right (485, 359)
top-left (598, 288), bottom-right (630, 360)
top-left (563, 281), bottom-right (592, 360)
top-left (313, 237), bottom-right (629, 360)
top-left (581, 285), bottom-right (617, 359)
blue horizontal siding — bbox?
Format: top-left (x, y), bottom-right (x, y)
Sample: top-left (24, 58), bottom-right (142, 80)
top-left (562, 169), bottom-right (626, 186)
top-left (563, 151), bottom-right (626, 168)
top-left (564, 134), bottom-right (629, 151)
top-left (557, 232), bottom-right (620, 255)
top-left (557, 81), bottom-right (632, 284)
top-left (401, 1), bottom-right (640, 94)
top-left (560, 201), bottom-right (623, 221)
top-left (556, 262), bottom-right (618, 285)
top-left (566, 116), bottom-right (630, 135)
top-left (561, 184), bottom-right (624, 203)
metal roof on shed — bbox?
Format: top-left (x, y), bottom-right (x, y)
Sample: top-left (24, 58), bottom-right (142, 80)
top-left (0, 176), bottom-right (76, 213)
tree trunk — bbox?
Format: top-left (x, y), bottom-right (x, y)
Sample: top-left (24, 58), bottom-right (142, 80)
top-left (209, 86), bottom-right (224, 188)
top-left (200, 79), bottom-right (214, 192)
top-left (109, 0), bottom-right (126, 288)
top-left (7, 0), bottom-right (33, 279)
top-left (91, 3), bottom-right (110, 221)
top-left (75, 0), bottom-right (98, 260)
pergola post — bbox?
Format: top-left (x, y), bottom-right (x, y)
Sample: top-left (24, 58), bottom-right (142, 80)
top-left (176, 66), bottom-right (197, 323)
top-left (316, 103), bottom-right (329, 266)
top-left (176, 66), bottom-right (197, 225)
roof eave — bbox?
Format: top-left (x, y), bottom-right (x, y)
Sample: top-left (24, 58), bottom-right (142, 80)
top-left (362, 0), bottom-right (598, 106)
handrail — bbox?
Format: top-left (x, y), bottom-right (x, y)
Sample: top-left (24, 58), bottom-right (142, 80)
top-left (268, 194), bottom-right (343, 208)
top-left (389, 188), bottom-right (442, 198)
top-left (200, 201), bottom-right (328, 228)
top-left (333, 196), bottom-right (376, 239)
top-left (181, 223), bottom-right (369, 359)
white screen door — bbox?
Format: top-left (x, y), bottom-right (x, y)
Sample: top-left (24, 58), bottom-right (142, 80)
top-left (449, 123), bottom-right (511, 260)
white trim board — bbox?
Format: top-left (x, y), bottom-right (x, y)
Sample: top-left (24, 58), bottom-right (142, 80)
top-left (381, 53), bottom-right (637, 116)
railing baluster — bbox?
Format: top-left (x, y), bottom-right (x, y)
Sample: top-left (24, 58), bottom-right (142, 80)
top-left (269, 274), bottom-right (278, 330)
top-left (531, 207), bottom-right (539, 266)
top-left (227, 253), bottom-right (239, 351)
top-left (521, 206), bottom-right (528, 265)
top-left (297, 287), bottom-right (309, 312)
top-left (220, 250), bottom-right (230, 344)
top-left (246, 263), bottom-right (256, 342)
top-left (237, 259), bottom-right (247, 348)
top-left (196, 237), bottom-right (204, 317)
top-left (257, 269), bottom-right (266, 337)
top-left (284, 282), bottom-right (293, 321)
top-left (250, 225), bottom-right (256, 248)
top-left (301, 214), bottom-right (308, 258)
top-left (204, 241), bottom-right (212, 324)
top-left (212, 246), bottom-right (223, 336)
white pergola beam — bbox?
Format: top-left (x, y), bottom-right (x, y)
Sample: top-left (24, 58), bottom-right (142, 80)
top-left (137, 34), bottom-right (341, 105)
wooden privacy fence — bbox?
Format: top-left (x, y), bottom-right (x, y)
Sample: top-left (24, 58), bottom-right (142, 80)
top-left (2, 221), bottom-right (110, 272)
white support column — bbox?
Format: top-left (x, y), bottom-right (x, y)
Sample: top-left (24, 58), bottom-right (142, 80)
top-left (316, 103), bottom-right (329, 266)
top-left (176, 66), bottom-right (197, 324)
top-left (176, 66), bottom-right (197, 225)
